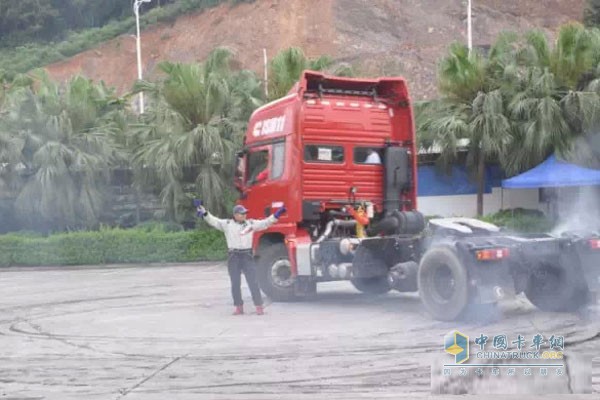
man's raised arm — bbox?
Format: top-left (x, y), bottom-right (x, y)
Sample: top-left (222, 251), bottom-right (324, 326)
top-left (197, 205), bottom-right (227, 232)
top-left (247, 206), bottom-right (287, 233)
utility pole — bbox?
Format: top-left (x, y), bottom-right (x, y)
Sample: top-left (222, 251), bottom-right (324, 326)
top-left (263, 48), bottom-right (269, 98)
top-left (134, 0), bottom-right (152, 114)
top-left (467, 0), bottom-right (472, 55)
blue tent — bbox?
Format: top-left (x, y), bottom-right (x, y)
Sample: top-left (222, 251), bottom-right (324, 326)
top-left (502, 155), bottom-right (600, 189)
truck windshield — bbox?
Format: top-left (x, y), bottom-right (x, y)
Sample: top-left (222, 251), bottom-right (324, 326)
top-left (245, 142), bottom-right (285, 185)
top-left (247, 149), bottom-right (269, 185)
top-left (271, 142), bottom-right (285, 179)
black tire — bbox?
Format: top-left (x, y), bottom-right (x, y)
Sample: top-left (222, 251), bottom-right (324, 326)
top-left (418, 246), bottom-right (469, 321)
top-left (524, 263), bottom-right (589, 312)
top-left (350, 276), bottom-right (391, 295)
top-left (257, 244), bottom-right (297, 302)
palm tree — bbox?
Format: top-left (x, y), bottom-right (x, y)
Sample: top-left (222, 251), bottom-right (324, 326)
top-left (419, 41), bottom-right (511, 216)
top-left (504, 24), bottom-right (600, 173)
top-left (132, 48), bottom-right (263, 221)
top-left (268, 47), bottom-right (354, 100)
top-left (0, 72), bottom-right (125, 231)
top-left (0, 74), bottom-right (36, 201)
top-left (419, 25), bottom-right (600, 216)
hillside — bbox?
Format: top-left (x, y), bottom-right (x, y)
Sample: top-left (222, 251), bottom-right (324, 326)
top-left (44, 0), bottom-right (585, 100)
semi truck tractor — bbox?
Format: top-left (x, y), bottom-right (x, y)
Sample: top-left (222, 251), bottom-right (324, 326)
top-left (231, 70), bottom-right (600, 321)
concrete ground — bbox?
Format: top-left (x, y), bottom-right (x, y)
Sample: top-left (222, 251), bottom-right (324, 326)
top-left (0, 263), bottom-right (598, 400)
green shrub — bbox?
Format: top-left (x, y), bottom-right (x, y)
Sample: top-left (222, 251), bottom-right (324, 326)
top-left (134, 221), bottom-right (185, 232)
top-left (0, 226), bottom-right (228, 267)
top-left (480, 209), bottom-right (553, 233)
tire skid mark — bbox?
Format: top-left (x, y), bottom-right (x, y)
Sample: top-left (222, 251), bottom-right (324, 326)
top-left (115, 328), bottom-right (230, 398)
top-left (115, 354), bottom-right (188, 399)
top-left (0, 298), bottom-right (210, 337)
top-left (8, 319), bottom-right (167, 360)
top-left (0, 294), bottom-right (143, 313)
top-left (185, 345), bottom-right (439, 362)
top-left (2, 265), bottom-right (599, 397)
top-left (139, 364), bottom-right (421, 391)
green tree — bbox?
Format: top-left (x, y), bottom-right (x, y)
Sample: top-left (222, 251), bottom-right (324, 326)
top-left (504, 24), bottom-right (600, 174)
top-left (0, 72), bottom-right (126, 231)
top-left (419, 42), bottom-right (511, 216)
top-left (132, 48), bottom-right (263, 221)
top-left (0, 0), bottom-right (59, 44)
top-left (419, 24), bottom-right (600, 216)
top-left (268, 47), bottom-right (354, 100)
top-left (584, 0), bottom-right (600, 27)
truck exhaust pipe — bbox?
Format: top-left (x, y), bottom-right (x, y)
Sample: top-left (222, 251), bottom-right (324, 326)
top-left (317, 219), bottom-right (357, 243)
top-left (383, 147), bottom-right (411, 214)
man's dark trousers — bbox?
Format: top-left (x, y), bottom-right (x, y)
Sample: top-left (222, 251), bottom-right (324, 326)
top-left (227, 250), bottom-right (263, 306)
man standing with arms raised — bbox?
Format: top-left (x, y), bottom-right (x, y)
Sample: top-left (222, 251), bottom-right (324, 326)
top-left (197, 203), bottom-right (286, 315)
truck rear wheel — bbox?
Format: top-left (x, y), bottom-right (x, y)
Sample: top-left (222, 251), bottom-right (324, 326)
top-left (350, 276), bottom-right (391, 295)
top-left (525, 263), bottom-right (589, 312)
top-left (257, 244), bottom-right (297, 302)
top-left (418, 246), bottom-right (469, 321)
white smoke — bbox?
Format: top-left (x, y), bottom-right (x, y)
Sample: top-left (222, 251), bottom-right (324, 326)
top-left (550, 130), bottom-right (600, 235)
top-left (551, 186), bottom-right (600, 236)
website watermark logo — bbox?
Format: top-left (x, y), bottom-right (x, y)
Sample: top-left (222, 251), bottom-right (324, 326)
top-left (433, 330), bottom-right (592, 394)
top-left (444, 330), bottom-right (470, 364)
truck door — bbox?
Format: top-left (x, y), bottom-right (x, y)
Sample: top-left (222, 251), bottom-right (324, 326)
top-left (241, 142), bottom-right (286, 218)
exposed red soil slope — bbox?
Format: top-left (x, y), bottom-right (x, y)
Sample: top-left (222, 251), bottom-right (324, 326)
top-left (45, 0), bottom-right (585, 100)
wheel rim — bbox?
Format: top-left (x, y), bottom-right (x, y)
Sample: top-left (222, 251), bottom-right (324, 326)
top-left (271, 259), bottom-right (294, 288)
top-left (430, 264), bottom-right (455, 304)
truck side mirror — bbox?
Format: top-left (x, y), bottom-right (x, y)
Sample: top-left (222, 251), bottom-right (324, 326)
top-left (234, 177), bottom-right (244, 192)
top-left (233, 152), bottom-right (246, 192)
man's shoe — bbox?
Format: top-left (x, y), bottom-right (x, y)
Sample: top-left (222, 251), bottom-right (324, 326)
top-left (233, 305), bottom-right (244, 315)
top-left (256, 305), bottom-right (265, 315)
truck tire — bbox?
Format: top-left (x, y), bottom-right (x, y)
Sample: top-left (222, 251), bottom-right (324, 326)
top-left (257, 244), bottom-right (297, 302)
top-left (351, 276), bottom-right (391, 295)
top-left (524, 263), bottom-right (589, 312)
top-left (418, 246), bottom-right (469, 321)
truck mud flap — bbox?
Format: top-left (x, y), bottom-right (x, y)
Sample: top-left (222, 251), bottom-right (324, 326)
top-left (468, 263), bottom-right (515, 304)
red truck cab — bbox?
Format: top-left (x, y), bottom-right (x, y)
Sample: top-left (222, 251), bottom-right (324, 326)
top-left (233, 70), bottom-right (419, 300)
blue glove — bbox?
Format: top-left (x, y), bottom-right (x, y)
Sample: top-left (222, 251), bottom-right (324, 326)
top-left (193, 199), bottom-right (205, 217)
top-left (274, 205), bottom-right (287, 219)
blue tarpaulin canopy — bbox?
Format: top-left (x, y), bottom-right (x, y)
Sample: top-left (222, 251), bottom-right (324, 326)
top-left (418, 165), bottom-right (503, 196)
top-left (502, 155), bottom-right (600, 189)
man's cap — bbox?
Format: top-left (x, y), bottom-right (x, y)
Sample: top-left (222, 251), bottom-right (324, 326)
top-left (233, 205), bottom-right (248, 214)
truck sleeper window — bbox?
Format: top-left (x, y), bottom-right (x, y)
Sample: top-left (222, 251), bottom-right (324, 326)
top-left (304, 145), bottom-right (344, 163)
top-left (354, 147), bottom-right (383, 165)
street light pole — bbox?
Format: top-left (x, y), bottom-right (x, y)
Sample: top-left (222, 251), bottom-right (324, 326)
top-left (263, 48), bottom-right (269, 98)
top-left (134, 0), bottom-right (151, 114)
top-left (467, 0), bottom-right (472, 55)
